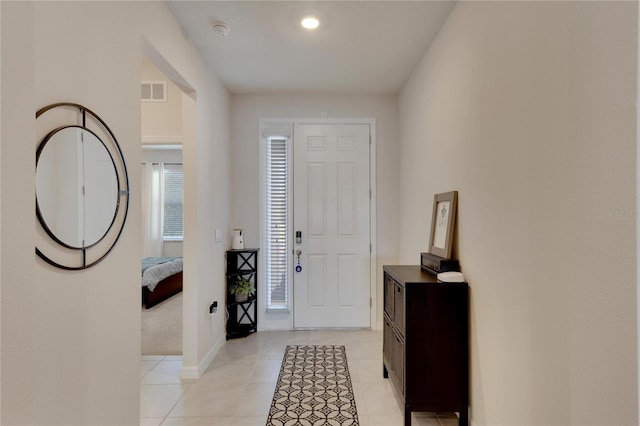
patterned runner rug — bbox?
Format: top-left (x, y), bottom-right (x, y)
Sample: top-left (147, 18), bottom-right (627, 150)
top-left (266, 345), bottom-right (359, 426)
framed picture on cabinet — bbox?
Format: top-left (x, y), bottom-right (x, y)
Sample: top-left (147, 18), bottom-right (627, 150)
top-left (429, 191), bottom-right (458, 259)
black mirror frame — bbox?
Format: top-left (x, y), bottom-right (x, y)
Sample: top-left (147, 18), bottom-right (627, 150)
top-left (35, 103), bottom-right (130, 270)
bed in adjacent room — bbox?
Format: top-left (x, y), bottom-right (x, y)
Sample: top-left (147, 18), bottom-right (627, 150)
top-left (142, 257), bottom-right (183, 309)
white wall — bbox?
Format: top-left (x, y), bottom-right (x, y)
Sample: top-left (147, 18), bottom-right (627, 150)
top-left (141, 147), bottom-right (182, 164)
top-left (398, 2), bottom-right (637, 425)
top-left (1, 2), bottom-right (231, 424)
top-left (231, 94), bottom-right (398, 330)
top-left (1, 3), bottom-right (36, 422)
top-left (141, 58), bottom-right (183, 141)
top-left (0, 1), bottom-right (3, 411)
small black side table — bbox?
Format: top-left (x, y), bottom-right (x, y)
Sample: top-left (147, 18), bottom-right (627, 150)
top-left (226, 249), bottom-right (259, 339)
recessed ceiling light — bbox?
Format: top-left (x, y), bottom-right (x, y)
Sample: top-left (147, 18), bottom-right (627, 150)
top-left (301, 16), bottom-right (320, 30)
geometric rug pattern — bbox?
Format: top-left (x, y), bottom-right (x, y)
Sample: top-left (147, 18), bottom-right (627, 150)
top-left (266, 345), bottom-right (359, 426)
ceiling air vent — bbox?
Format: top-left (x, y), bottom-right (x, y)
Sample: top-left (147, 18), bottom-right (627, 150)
top-left (141, 81), bottom-right (167, 102)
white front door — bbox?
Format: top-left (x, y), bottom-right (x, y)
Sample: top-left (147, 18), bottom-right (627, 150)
top-left (293, 123), bottom-right (371, 328)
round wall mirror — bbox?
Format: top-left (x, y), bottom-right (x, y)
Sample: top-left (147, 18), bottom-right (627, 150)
top-left (35, 103), bottom-right (129, 270)
top-left (36, 126), bottom-right (119, 248)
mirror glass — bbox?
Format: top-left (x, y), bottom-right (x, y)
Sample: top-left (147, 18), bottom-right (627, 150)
top-left (36, 127), bottom-right (118, 248)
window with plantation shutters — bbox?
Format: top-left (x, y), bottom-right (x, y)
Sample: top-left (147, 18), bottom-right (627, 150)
top-left (163, 164), bottom-right (183, 240)
top-left (264, 137), bottom-right (289, 310)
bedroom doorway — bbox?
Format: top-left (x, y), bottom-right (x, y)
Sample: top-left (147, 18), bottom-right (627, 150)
top-left (140, 57), bottom-right (186, 356)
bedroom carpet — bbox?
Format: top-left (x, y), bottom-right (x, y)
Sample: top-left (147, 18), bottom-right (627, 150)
top-left (141, 292), bottom-right (182, 355)
top-left (266, 345), bottom-right (359, 426)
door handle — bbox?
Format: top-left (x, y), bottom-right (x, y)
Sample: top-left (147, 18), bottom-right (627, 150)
top-left (295, 250), bottom-right (302, 273)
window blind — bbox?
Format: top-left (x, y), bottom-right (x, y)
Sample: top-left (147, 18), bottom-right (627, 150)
top-left (163, 164), bottom-right (183, 240)
top-left (264, 137), bottom-right (289, 310)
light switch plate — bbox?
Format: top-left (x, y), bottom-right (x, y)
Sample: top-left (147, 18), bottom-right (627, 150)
top-left (215, 229), bottom-right (223, 243)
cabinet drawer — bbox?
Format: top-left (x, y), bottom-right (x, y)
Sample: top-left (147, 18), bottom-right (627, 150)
top-left (383, 314), bottom-right (393, 364)
top-left (384, 273), bottom-right (395, 318)
top-left (393, 282), bottom-right (405, 334)
top-left (391, 327), bottom-right (405, 394)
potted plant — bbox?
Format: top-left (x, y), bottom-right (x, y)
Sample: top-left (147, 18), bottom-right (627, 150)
top-left (229, 278), bottom-right (255, 302)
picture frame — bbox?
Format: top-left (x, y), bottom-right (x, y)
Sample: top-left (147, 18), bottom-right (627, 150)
top-left (428, 191), bottom-right (458, 259)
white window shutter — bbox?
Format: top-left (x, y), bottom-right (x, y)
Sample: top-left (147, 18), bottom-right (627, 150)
top-left (264, 137), bottom-right (289, 310)
top-left (162, 164), bottom-right (183, 239)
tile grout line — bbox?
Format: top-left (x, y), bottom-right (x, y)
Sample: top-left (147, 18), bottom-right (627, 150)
top-left (139, 356), bottom-right (164, 381)
top-left (141, 355), bottom-right (194, 425)
top-left (158, 375), bottom-right (195, 424)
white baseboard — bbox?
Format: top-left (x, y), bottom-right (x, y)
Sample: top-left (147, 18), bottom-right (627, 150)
top-left (180, 335), bottom-right (225, 379)
top-left (180, 365), bottom-right (199, 379)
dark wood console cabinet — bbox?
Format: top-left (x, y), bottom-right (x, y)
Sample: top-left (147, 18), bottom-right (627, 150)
top-left (383, 265), bottom-right (469, 426)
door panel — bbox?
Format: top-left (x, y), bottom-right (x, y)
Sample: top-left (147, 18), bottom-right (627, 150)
top-left (308, 254), bottom-right (327, 307)
top-left (307, 163), bottom-right (326, 237)
top-left (293, 123), bottom-right (371, 328)
top-left (338, 254), bottom-right (356, 307)
top-left (337, 162), bottom-right (356, 237)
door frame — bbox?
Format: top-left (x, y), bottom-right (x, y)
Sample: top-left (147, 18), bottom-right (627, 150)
top-left (259, 117), bottom-right (378, 331)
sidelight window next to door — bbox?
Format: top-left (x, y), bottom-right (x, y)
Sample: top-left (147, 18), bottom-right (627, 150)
top-left (263, 136), bottom-right (290, 310)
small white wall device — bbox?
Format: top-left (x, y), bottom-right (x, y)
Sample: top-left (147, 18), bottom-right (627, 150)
top-left (231, 228), bottom-right (244, 250)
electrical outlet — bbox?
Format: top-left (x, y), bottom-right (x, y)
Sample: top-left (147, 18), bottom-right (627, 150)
top-left (209, 301), bottom-right (218, 314)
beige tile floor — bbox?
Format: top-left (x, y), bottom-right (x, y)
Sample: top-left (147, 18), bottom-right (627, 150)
top-left (140, 330), bottom-right (460, 426)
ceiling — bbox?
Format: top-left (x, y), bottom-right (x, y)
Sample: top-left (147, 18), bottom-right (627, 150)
top-left (166, 1), bottom-right (456, 95)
